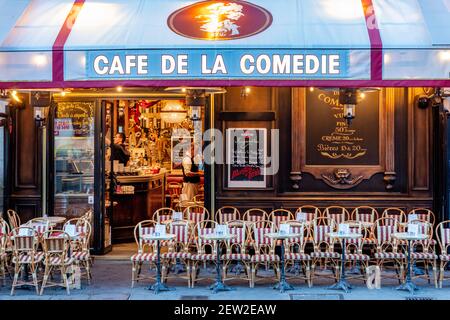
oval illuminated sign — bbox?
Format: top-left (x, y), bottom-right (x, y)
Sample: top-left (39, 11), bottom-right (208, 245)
top-left (168, 1), bottom-right (273, 41)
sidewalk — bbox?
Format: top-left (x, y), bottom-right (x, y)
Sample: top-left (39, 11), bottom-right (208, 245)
top-left (1, 259), bottom-right (449, 300)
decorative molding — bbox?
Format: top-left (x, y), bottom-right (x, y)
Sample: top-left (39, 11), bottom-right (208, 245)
top-left (289, 172), bottom-right (302, 190)
top-left (321, 168), bottom-right (364, 189)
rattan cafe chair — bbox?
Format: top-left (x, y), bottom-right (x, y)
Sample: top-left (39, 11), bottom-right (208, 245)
top-left (215, 206), bottom-right (240, 224)
top-left (153, 207), bottom-right (176, 224)
top-left (436, 220), bottom-right (450, 288)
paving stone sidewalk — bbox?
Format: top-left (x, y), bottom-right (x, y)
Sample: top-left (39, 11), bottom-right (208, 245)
top-left (1, 259), bottom-right (449, 300)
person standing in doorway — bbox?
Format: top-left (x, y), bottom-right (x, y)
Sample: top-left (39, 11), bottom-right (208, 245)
top-left (182, 143), bottom-right (203, 201)
top-left (106, 132), bottom-right (130, 166)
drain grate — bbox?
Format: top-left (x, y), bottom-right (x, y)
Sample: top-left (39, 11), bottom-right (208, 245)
top-left (405, 297), bottom-right (434, 301)
top-left (290, 293), bottom-right (344, 300)
top-left (179, 296), bottom-right (209, 300)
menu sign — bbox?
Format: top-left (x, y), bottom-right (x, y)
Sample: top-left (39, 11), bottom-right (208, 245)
top-left (227, 128), bottom-right (266, 188)
top-left (305, 89), bottom-right (379, 166)
top-left (55, 102), bottom-right (95, 137)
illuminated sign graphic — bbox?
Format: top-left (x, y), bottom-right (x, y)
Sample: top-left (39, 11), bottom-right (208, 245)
top-left (167, 0), bottom-right (273, 40)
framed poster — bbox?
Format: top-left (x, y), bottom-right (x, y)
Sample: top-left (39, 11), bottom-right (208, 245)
top-left (171, 135), bottom-right (193, 173)
top-left (226, 128), bottom-right (267, 188)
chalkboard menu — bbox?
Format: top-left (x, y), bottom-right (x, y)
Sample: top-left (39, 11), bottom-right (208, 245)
top-left (226, 128), bottom-right (266, 188)
top-left (54, 101), bottom-right (95, 137)
top-left (171, 136), bottom-right (193, 172)
top-left (305, 89), bottom-right (379, 166)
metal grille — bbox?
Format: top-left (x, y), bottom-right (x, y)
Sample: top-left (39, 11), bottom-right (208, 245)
top-left (290, 293), bottom-right (344, 300)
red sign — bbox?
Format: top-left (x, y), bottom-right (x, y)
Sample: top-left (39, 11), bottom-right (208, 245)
top-left (168, 0), bottom-right (273, 41)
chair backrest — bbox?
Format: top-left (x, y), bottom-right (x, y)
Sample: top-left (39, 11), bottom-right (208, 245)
top-left (373, 217), bottom-right (400, 251)
top-left (408, 208), bottom-right (435, 226)
top-left (283, 220), bottom-right (308, 253)
top-left (351, 206), bottom-right (378, 223)
top-left (82, 209), bottom-right (93, 224)
top-left (0, 218), bottom-right (10, 254)
top-left (344, 220), bottom-right (364, 252)
top-left (323, 206), bottom-right (349, 224)
top-left (63, 218), bottom-right (92, 251)
top-left (294, 206), bottom-right (320, 223)
top-left (250, 220), bottom-right (277, 253)
top-left (167, 219), bottom-right (191, 252)
top-left (243, 208), bottom-right (269, 223)
top-left (381, 208), bottom-right (406, 225)
top-left (269, 209), bottom-right (294, 227)
top-left (0, 217), bottom-right (10, 236)
top-left (183, 205), bottom-right (209, 224)
top-left (11, 227), bottom-right (38, 254)
top-left (133, 220), bottom-right (158, 254)
top-left (193, 194), bottom-right (205, 203)
top-left (225, 220), bottom-right (247, 253)
top-left (311, 217), bottom-right (336, 251)
top-left (152, 207), bottom-right (176, 223)
top-left (436, 220), bottom-right (450, 254)
top-left (27, 218), bottom-right (50, 235)
top-left (7, 209), bottom-right (21, 230)
top-left (195, 220), bottom-right (218, 253)
top-left (215, 206), bottom-right (240, 224)
top-left (41, 230), bottom-right (71, 265)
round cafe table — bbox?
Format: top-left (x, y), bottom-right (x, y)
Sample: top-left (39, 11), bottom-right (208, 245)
top-left (327, 232), bottom-right (363, 293)
top-left (141, 233), bottom-right (176, 294)
top-left (199, 233), bottom-right (236, 293)
top-left (265, 232), bottom-right (302, 293)
top-left (392, 232), bottom-right (428, 294)
top-left (44, 216), bottom-right (67, 227)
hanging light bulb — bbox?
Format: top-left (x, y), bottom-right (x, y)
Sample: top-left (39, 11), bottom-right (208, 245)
top-left (160, 100), bottom-right (187, 124)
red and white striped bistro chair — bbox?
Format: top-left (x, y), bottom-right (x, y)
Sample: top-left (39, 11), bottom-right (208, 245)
top-left (130, 220), bottom-right (159, 288)
top-left (40, 230), bottom-right (74, 295)
top-left (242, 208), bottom-right (269, 225)
top-left (323, 206), bottom-right (349, 225)
top-left (64, 218), bottom-right (93, 285)
top-left (283, 220), bottom-right (312, 287)
top-left (221, 220), bottom-right (251, 287)
top-left (350, 206), bottom-right (379, 251)
top-left (294, 206), bottom-right (321, 243)
top-left (7, 209), bottom-right (21, 231)
top-left (269, 209), bottom-right (294, 228)
top-left (309, 217), bottom-right (340, 286)
top-left (406, 219), bottom-right (438, 288)
top-left (372, 217), bottom-right (406, 284)
top-left (26, 218), bottom-right (51, 242)
top-left (249, 220), bottom-right (279, 288)
top-left (191, 220), bottom-right (219, 288)
top-left (381, 208), bottom-right (407, 230)
top-left (152, 207), bottom-right (176, 224)
top-left (10, 227), bottom-right (43, 295)
top-left (161, 219), bottom-right (192, 288)
top-left (215, 206), bottom-right (240, 224)
top-left (436, 220), bottom-right (450, 288)
top-left (339, 221), bottom-right (371, 283)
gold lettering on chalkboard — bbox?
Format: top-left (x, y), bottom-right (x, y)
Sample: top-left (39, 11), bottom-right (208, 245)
top-left (317, 92), bottom-right (367, 160)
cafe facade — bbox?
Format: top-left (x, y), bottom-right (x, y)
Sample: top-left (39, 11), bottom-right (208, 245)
top-left (0, 0), bottom-right (450, 254)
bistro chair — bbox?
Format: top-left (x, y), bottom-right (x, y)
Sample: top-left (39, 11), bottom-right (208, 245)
top-left (0, 218), bottom-right (10, 286)
top-left (436, 220), bottom-right (450, 288)
top-left (381, 208), bottom-right (407, 227)
top-left (294, 205), bottom-right (321, 243)
top-left (283, 220), bottom-right (312, 287)
top-left (215, 206), bottom-right (240, 224)
top-left (64, 218), bottom-right (93, 285)
top-left (130, 220), bottom-right (158, 288)
top-left (323, 206), bottom-right (349, 225)
top-left (152, 207), bottom-right (176, 224)
top-left (351, 206), bottom-right (379, 250)
top-left (10, 227), bottom-right (43, 295)
top-left (26, 218), bottom-right (51, 240)
top-left (408, 208), bottom-right (435, 226)
top-left (340, 221), bottom-right (371, 283)
top-left (167, 182), bottom-right (182, 209)
top-left (249, 220), bottom-right (279, 288)
top-left (40, 230), bottom-right (74, 295)
top-left (183, 205), bottom-right (210, 225)
top-left (191, 220), bottom-right (218, 288)
top-left (161, 219), bottom-right (192, 288)
top-left (309, 217), bottom-right (340, 286)
top-left (372, 217), bottom-right (406, 284)
top-left (221, 220), bottom-right (251, 287)
top-left (406, 219), bottom-right (438, 288)
top-left (269, 209), bottom-right (294, 228)
top-left (7, 209), bottom-right (21, 230)
top-left (243, 208), bottom-right (269, 224)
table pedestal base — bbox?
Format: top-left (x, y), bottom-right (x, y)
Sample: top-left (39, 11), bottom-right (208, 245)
top-left (328, 279), bottom-right (352, 293)
top-left (396, 281), bottom-right (418, 294)
top-left (209, 281), bottom-right (235, 293)
top-left (149, 281), bottom-right (175, 294)
top-left (273, 279), bottom-right (295, 293)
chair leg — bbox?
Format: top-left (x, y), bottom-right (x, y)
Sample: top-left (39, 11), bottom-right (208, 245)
top-left (40, 265), bottom-right (51, 296)
top-left (246, 264), bottom-right (251, 288)
top-left (306, 263), bottom-right (312, 288)
top-left (433, 261), bottom-right (438, 289)
top-left (61, 267), bottom-right (70, 295)
top-left (10, 264), bottom-right (20, 296)
top-left (251, 264), bottom-right (256, 288)
top-left (186, 262), bottom-right (191, 288)
top-left (86, 260), bottom-right (92, 285)
top-left (191, 263), bottom-right (197, 288)
top-left (31, 266), bottom-right (39, 295)
top-left (131, 262), bottom-right (136, 288)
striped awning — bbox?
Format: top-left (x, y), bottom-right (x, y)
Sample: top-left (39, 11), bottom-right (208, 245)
top-left (0, 0), bottom-right (449, 88)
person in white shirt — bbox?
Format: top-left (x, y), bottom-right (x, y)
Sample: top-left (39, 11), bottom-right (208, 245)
top-left (181, 143), bottom-right (203, 201)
